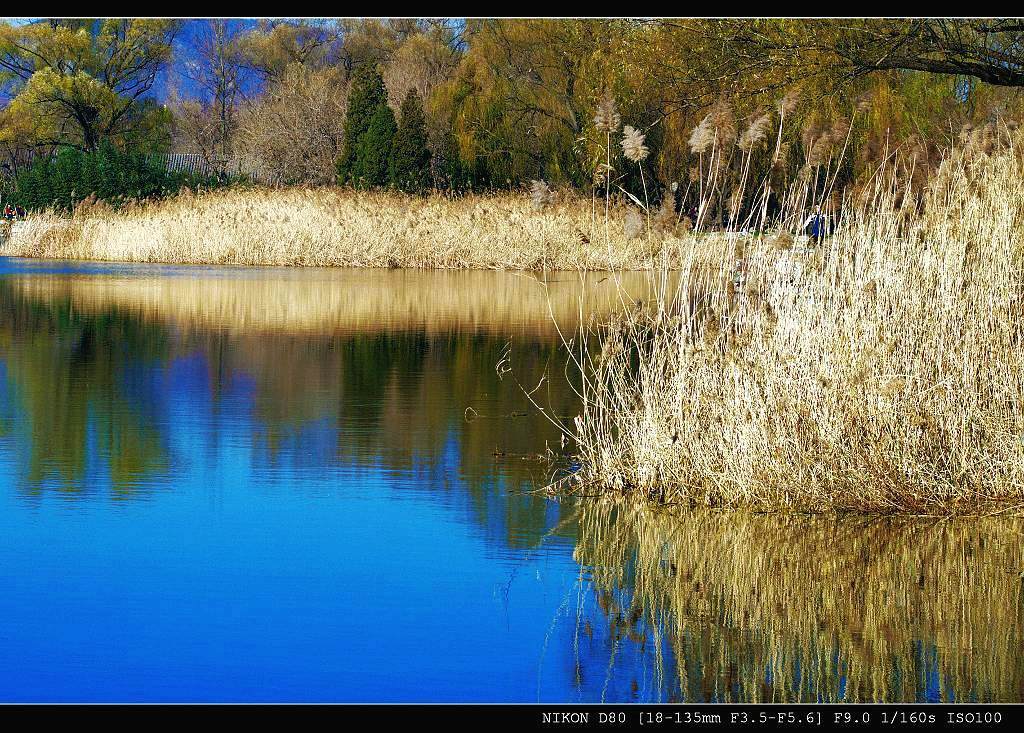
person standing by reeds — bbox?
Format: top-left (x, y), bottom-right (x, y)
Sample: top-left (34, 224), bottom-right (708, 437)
top-left (803, 205), bottom-right (826, 244)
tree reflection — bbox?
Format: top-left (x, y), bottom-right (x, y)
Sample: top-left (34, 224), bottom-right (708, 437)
top-left (0, 272), bottom-right (584, 547)
top-left (0, 283), bottom-right (170, 497)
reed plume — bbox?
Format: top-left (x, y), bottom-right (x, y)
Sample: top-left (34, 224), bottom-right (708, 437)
top-left (621, 125), bottom-right (649, 163)
top-left (530, 179), bottom-right (554, 209)
top-left (738, 112), bottom-right (772, 152)
top-left (594, 91), bottom-right (621, 134)
top-left (688, 114), bottom-right (716, 154)
top-left (623, 206), bottom-right (645, 239)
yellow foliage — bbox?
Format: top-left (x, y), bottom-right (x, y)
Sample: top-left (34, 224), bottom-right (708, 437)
top-left (0, 19), bottom-right (177, 150)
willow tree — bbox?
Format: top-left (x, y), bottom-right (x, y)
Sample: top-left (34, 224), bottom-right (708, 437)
top-left (0, 19), bottom-right (180, 152)
top-left (236, 19), bottom-right (344, 82)
top-left (635, 19), bottom-right (1024, 191)
top-left (436, 19), bottom-right (635, 187)
top-left (819, 19), bottom-right (1024, 87)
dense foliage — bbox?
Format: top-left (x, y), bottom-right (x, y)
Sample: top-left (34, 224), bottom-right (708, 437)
top-left (3, 18), bottom-right (1024, 203)
top-left (0, 19), bottom-right (179, 152)
top-left (351, 100), bottom-right (398, 189)
top-left (8, 144), bottom-right (231, 211)
top-left (336, 65), bottom-right (390, 186)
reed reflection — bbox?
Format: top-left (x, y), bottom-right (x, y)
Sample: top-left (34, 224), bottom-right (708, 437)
top-left (574, 501), bottom-right (1024, 702)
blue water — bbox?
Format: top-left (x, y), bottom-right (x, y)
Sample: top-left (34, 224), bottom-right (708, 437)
top-left (1, 258), bottom-right (1021, 702)
top-left (0, 260), bottom-right (658, 702)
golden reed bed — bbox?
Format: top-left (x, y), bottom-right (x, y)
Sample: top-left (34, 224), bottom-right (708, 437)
top-left (0, 188), bottom-right (666, 271)
top-left (569, 134), bottom-right (1024, 514)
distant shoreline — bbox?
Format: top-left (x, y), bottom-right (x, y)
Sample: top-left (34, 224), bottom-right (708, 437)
top-left (0, 187), bottom-right (683, 272)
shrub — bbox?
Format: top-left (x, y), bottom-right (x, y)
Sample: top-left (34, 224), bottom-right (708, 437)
top-left (235, 64), bottom-right (348, 185)
top-left (10, 143), bottom-right (231, 211)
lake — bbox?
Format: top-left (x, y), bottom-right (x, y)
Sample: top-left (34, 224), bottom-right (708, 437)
top-left (0, 257), bottom-right (1021, 703)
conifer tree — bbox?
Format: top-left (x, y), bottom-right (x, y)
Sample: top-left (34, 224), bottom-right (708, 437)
top-left (337, 65), bottom-right (388, 185)
top-left (389, 89), bottom-right (432, 193)
top-left (354, 104), bottom-right (397, 188)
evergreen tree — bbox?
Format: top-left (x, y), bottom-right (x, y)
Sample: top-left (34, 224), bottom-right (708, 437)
top-left (337, 65), bottom-right (388, 185)
top-left (389, 89), bottom-right (433, 193)
top-left (14, 162), bottom-right (47, 210)
top-left (79, 146), bottom-right (101, 199)
top-left (11, 144), bottom-right (232, 212)
top-left (353, 104), bottom-right (397, 188)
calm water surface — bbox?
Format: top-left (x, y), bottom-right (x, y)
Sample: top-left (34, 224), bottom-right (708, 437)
top-left (0, 258), bottom-right (1021, 702)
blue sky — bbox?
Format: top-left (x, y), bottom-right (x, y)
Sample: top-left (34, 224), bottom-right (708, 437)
top-left (0, 19), bottom-right (265, 106)
top-left (156, 19), bottom-right (262, 102)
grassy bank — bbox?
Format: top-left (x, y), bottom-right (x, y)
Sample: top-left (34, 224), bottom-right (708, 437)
top-left (567, 136), bottom-right (1024, 514)
top-left (0, 187), bottom-right (668, 270)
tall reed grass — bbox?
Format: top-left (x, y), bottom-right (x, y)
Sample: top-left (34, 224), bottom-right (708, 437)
top-left (1, 187), bottom-right (672, 271)
top-left (567, 125), bottom-right (1024, 513)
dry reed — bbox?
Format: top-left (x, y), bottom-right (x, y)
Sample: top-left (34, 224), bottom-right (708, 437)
top-left (2, 187), bottom-right (675, 271)
top-left (568, 131), bottom-right (1024, 513)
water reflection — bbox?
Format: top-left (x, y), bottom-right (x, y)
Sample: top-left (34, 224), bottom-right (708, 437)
top-left (0, 285), bottom-right (170, 497)
top-left (0, 260), bottom-right (1021, 702)
top-left (4, 262), bottom-right (654, 335)
top-left (574, 501), bottom-right (1024, 702)
top-left (0, 269), bottom-right (591, 549)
